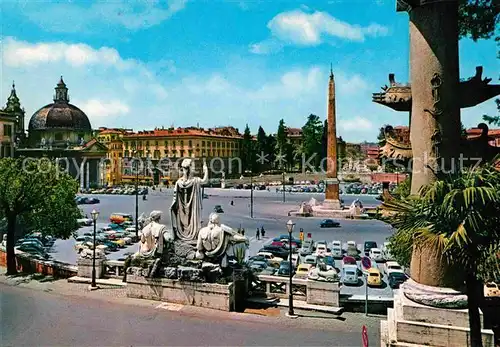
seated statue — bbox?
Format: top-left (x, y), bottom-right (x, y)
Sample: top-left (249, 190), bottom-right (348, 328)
top-left (123, 210), bottom-right (173, 281)
top-left (195, 212), bottom-right (248, 265)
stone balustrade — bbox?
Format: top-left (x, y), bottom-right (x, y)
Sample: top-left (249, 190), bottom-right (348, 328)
top-left (104, 260), bottom-right (126, 279)
top-left (255, 274), bottom-right (340, 307)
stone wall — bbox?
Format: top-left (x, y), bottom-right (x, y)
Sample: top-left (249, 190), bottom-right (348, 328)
top-left (126, 274), bottom-right (236, 311)
top-left (0, 247), bottom-right (77, 278)
top-left (306, 280), bottom-right (340, 307)
top-left (77, 258), bottom-right (105, 279)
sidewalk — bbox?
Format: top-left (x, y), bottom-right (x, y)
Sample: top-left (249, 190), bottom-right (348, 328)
top-left (0, 266), bottom-right (383, 333)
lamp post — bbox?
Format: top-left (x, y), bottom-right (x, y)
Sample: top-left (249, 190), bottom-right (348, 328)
top-left (286, 219), bottom-right (297, 318)
top-left (245, 170), bottom-right (253, 218)
top-left (134, 150), bottom-right (139, 239)
top-left (90, 209), bottom-right (100, 290)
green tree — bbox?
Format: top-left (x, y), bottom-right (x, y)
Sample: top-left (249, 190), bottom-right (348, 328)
top-left (320, 119), bottom-right (328, 162)
top-left (275, 119), bottom-right (287, 159)
top-left (241, 124), bottom-right (254, 172)
top-left (458, 0), bottom-right (499, 41)
top-left (0, 158), bottom-right (81, 275)
top-left (384, 164), bottom-right (500, 347)
top-left (301, 114), bottom-right (323, 169)
top-left (482, 98), bottom-right (500, 126)
top-left (255, 126), bottom-right (267, 173)
top-left (265, 134), bottom-right (276, 170)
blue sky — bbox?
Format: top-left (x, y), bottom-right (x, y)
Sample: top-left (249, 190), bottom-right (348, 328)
top-left (1, 0), bottom-right (498, 142)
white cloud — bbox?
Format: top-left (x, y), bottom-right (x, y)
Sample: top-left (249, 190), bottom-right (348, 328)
top-left (20, 0), bottom-right (188, 33)
top-left (74, 99), bottom-right (130, 118)
top-left (250, 9), bottom-right (389, 53)
top-left (336, 74), bottom-right (369, 95)
top-left (339, 117), bottom-right (374, 131)
top-left (2, 37), bottom-right (135, 69)
top-left (1, 37), bottom-right (381, 142)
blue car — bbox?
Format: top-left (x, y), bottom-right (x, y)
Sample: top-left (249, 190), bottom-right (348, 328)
top-left (320, 219), bottom-right (340, 228)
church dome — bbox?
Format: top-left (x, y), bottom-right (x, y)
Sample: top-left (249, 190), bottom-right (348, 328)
top-left (28, 77), bottom-right (92, 132)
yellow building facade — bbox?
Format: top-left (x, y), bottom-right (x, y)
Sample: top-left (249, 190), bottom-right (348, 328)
top-left (0, 113), bottom-right (15, 158)
top-left (95, 127), bottom-right (132, 186)
top-left (121, 126), bottom-right (243, 185)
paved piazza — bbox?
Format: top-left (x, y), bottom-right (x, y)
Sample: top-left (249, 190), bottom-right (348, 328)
top-left (49, 188), bottom-right (394, 298)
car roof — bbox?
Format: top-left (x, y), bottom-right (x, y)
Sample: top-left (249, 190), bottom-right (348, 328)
top-left (386, 261), bottom-right (400, 266)
top-left (371, 248), bottom-right (382, 252)
top-left (297, 264), bottom-right (313, 269)
top-left (367, 267), bottom-right (380, 274)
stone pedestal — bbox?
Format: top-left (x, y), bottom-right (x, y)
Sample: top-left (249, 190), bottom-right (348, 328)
top-left (77, 258), bottom-right (105, 279)
top-left (126, 274), bottom-right (238, 311)
top-left (306, 281), bottom-right (340, 307)
top-left (322, 199), bottom-right (342, 210)
top-left (381, 287), bottom-right (495, 347)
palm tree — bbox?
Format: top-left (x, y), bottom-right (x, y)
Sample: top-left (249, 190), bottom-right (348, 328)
top-left (383, 164), bottom-right (500, 347)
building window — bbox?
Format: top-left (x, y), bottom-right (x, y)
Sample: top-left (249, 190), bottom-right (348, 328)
top-left (202, 141), bottom-right (205, 147)
top-left (155, 141), bottom-right (159, 147)
top-left (172, 140), bottom-right (176, 147)
top-left (165, 141), bottom-right (168, 147)
top-left (189, 140), bottom-right (192, 147)
top-left (180, 140), bottom-right (184, 147)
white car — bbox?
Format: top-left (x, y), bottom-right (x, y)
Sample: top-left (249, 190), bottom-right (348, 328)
top-left (331, 246), bottom-right (343, 259)
top-left (257, 252), bottom-right (283, 267)
top-left (331, 240), bottom-right (342, 248)
top-left (342, 264), bottom-right (359, 285)
top-left (304, 254), bottom-right (318, 266)
top-left (314, 240), bottom-right (327, 249)
top-left (315, 244), bottom-right (330, 256)
top-left (384, 261), bottom-right (404, 275)
top-left (347, 241), bottom-right (357, 249)
top-left (122, 236), bottom-right (132, 245)
top-left (369, 248), bottom-right (384, 262)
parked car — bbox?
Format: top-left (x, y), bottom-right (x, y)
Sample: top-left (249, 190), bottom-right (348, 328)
top-left (303, 254), bottom-right (318, 266)
top-left (347, 240), bottom-right (357, 248)
top-left (109, 213), bottom-right (133, 224)
top-left (346, 246), bottom-right (360, 259)
top-left (259, 245), bottom-right (289, 259)
top-left (320, 219), bottom-right (340, 228)
top-left (102, 240), bottom-right (119, 251)
top-left (388, 272), bottom-right (408, 289)
top-left (299, 240), bottom-right (314, 256)
top-left (315, 244), bottom-right (330, 257)
top-left (77, 218), bottom-right (93, 226)
top-left (364, 241), bottom-right (378, 255)
top-left (342, 264), bottom-right (359, 285)
top-left (331, 246), bottom-right (343, 259)
top-left (256, 252), bottom-right (283, 267)
top-left (318, 255), bottom-right (335, 267)
top-left (484, 282), bottom-right (500, 297)
top-left (369, 248), bottom-right (384, 262)
top-left (384, 261), bottom-right (404, 275)
top-left (331, 240), bottom-right (342, 249)
top-left (277, 261), bottom-right (293, 276)
top-left (112, 239), bottom-right (126, 248)
top-left (295, 264), bottom-right (313, 278)
top-left (366, 268), bottom-right (382, 287)
top-left (249, 260), bottom-right (268, 272)
top-left (342, 256), bottom-right (357, 266)
top-left (314, 240), bottom-right (328, 249)
top-left (214, 205), bottom-right (224, 213)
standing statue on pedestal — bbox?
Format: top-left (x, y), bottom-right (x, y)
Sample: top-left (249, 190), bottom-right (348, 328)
top-left (170, 158), bottom-right (208, 243)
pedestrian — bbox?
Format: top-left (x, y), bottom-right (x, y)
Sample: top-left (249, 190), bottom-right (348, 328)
top-left (256, 228), bottom-right (260, 240)
top-left (260, 226), bottom-right (265, 238)
top-left (241, 228), bottom-right (245, 236)
top-left (230, 200), bottom-right (234, 206)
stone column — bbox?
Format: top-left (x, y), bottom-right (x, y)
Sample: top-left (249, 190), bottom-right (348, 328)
top-left (409, 0), bottom-right (461, 195)
top-left (80, 160), bottom-right (85, 191)
top-left (85, 161), bottom-right (90, 189)
top-left (405, 0), bottom-right (463, 292)
top-left (324, 69), bottom-right (341, 209)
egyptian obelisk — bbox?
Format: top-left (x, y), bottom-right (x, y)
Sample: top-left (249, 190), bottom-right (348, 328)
top-left (324, 67), bottom-right (341, 209)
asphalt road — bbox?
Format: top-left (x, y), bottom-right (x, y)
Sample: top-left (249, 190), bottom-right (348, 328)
top-left (0, 284), bottom-right (379, 347)
top-left (47, 188), bottom-right (394, 297)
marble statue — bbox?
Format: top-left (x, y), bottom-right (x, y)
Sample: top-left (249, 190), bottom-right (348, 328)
top-left (135, 210), bottom-right (173, 259)
top-left (308, 263), bottom-right (339, 282)
top-left (123, 211), bottom-right (173, 280)
top-left (195, 212), bottom-right (248, 262)
top-left (170, 158), bottom-right (208, 243)
top-left (40, 138), bottom-right (46, 147)
top-left (80, 247), bottom-right (105, 259)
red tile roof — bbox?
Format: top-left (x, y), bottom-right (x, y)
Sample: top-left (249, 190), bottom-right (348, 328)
top-left (123, 127), bottom-right (242, 139)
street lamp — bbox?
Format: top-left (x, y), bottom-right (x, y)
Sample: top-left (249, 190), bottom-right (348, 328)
top-left (90, 208), bottom-right (100, 290)
top-left (133, 149), bottom-right (139, 239)
top-left (286, 219), bottom-right (297, 318)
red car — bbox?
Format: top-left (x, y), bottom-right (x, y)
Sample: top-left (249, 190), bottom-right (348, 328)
top-left (271, 241), bottom-right (285, 247)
